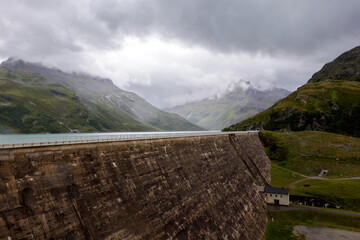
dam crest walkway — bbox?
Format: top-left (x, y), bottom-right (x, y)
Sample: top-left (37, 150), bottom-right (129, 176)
top-left (0, 130), bottom-right (258, 149)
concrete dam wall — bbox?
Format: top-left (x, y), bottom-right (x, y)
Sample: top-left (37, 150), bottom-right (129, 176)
top-left (0, 133), bottom-right (270, 240)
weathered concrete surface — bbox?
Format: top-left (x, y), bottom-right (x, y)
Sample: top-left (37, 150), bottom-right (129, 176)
top-left (0, 133), bottom-right (270, 240)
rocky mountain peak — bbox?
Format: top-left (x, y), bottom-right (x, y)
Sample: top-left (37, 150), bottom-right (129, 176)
top-left (1, 57), bottom-right (27, 67)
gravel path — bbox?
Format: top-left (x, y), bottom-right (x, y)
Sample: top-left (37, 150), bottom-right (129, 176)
top-left (272, 164), bottom-right (360, 189)
top-left (289, 176), bottom-right (360, 189)
top-left (293, 226), bottom-right (360, 240)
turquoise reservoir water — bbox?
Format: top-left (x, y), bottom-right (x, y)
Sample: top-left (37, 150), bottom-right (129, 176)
top-left (0, 131), bottom-right (215, 145)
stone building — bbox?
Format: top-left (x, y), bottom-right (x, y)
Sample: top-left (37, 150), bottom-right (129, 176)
top-left (263, 185), bottom-right (289, 206)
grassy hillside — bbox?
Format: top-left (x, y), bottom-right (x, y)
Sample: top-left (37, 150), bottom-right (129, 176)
top-left (0, 59), bottom-right (203, 133)
top-left (225, 80), bottom-right (360, 137)
top-left (0, 68), bottom-right (156, 133)
top-left (261, 130), bottom-right (360, 239)
top-left (263, 210), bottom-right (360, 240)
top-left (291, 179), bottom-right (360, 211)
top-left (260, 131), bottom-right (360, 211)
top-left (261, 131), bottom-right (360, 177)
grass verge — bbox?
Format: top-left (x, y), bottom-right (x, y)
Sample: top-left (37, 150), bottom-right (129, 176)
top-left (291, 179), bottom-right (360, 211)
top-left (263, 210), bottom-right (360, 240)
top-left (270, 163), bottom-right (304, 189)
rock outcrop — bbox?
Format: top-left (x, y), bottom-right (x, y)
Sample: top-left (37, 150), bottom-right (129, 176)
top-left (0, 133), bottom-right (270, 239)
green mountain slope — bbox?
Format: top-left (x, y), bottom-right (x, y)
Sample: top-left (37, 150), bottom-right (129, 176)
top-left (224, 46), bottom-right (360, 137)
top-left (309, 46), bottom-right (360, 83)
top-left (166, 81), bottom-right (289, 130)
top-left (0, 59), bottom-right (203, 133)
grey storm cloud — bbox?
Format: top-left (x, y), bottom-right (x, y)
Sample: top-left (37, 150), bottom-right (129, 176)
top-left (0, 0), bottom-right (360, 108)
top-left (78, 0), bottom-right (360, 54)
top-left (1, 0), bottom-right (359, 57)
top-left (94, 0), bottom-right (360, 54)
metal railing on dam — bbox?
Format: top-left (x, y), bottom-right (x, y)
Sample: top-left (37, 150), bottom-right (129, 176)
top-left (0, 131), bottom-right (258, 149)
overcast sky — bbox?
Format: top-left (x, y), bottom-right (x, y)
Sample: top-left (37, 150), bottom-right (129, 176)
top-left (0, 0), bottom-right (359, 108)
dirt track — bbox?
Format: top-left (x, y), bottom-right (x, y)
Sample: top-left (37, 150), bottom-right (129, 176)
top-left (289, 176), bottom-right (360, 188)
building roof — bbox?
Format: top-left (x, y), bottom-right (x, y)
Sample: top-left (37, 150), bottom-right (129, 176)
top-left (264, 185), bottom-right (289, 195)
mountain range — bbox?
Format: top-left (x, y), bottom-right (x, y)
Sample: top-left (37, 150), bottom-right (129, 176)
top-left (225, 46), bottom-right (360, 137)
top-left (0, 58), bottom-right (203, 133)
top-left (166, 81), bottom-right (290, 130)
